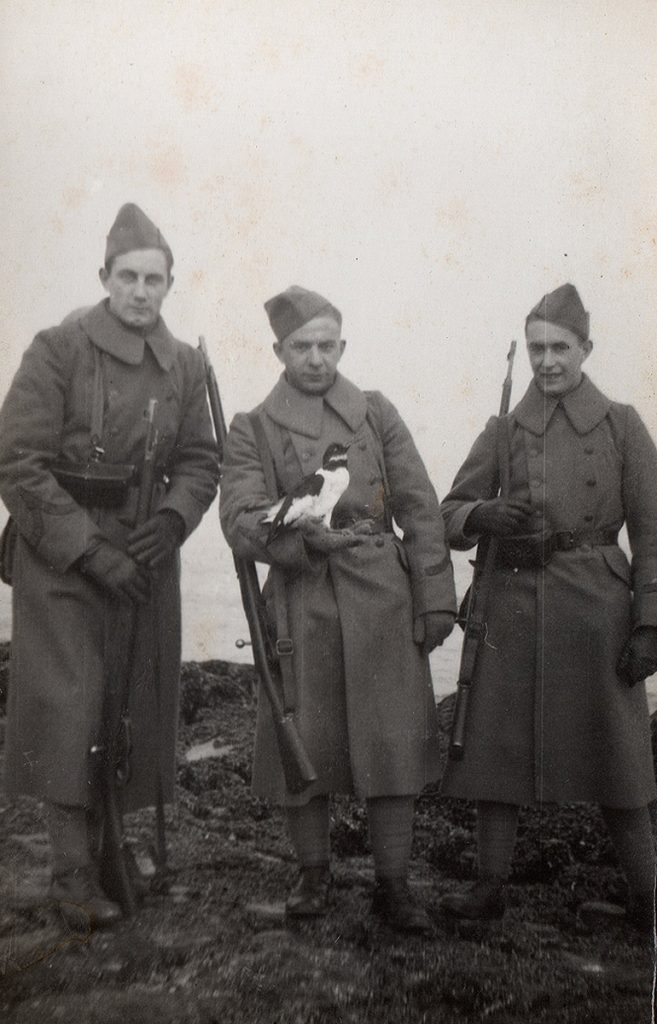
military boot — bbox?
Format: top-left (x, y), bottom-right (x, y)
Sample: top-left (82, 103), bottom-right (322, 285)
top-left (99, 843), bottom-right (151, 905)
top-left (286, 864), bottom-right (332, 918)
top-left (371, 877), bottom-right (434, 935)
top-left (50, 865), bottom-right (122, 931)
top-left (626, 890), bottom-right (656, 937)
top-left (441, 877), bottom-right (506, 921)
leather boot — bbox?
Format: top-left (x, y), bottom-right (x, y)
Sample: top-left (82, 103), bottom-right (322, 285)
top-left (285, 864), bottom-right (332, 918)
top-left (441, 878), bottom-right (506, 921)
top-left (626, 890), bottom-right (656, 936)
top-left (371, 877), bottom-right (434, 935)
top-left (50, 865), bottom-right (122, 931)
top-left (99, 844), bottom-right (151, 905)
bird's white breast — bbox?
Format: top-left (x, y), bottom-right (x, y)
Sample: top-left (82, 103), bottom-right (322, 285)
top-left (283, 465), bottom-right (349, 528)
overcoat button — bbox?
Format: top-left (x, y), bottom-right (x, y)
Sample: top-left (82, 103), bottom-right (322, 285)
top-left (375, 537), bottom-right (385, 548)
top-left (584, 447), bottom-right (594, 455)
top-left (586, 479), bottom-right (596, 487)
top-left (359, 442), bottom-right (367, 451)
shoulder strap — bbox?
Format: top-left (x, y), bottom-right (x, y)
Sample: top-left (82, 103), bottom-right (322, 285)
top-left (364, 391), bottom-right (392, 529)
top-left (89, 345), bottom-right (106, 457)
top-left (248, 411), bottom-right (281, 501)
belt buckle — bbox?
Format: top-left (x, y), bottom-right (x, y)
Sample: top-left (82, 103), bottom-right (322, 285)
top-left (556, 530), bottom-right (576, 551)
top-left (275, 638), bottom-right (294, 657)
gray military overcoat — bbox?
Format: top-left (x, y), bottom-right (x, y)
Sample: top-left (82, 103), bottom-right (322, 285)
top-left (441, 375), bottom-right (657, 808)
top-left (0, 301), bottom-right (218, 810)
top-left (220, 372), bottom-right (457, 806)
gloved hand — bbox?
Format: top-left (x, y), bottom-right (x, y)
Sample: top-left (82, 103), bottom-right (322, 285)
top-left (81, 541), bottom-right (149, 603)
top-left (466, 498), bottom-right (534, 538)
top-left (413, 611), bottom-right (456, 654)
top-left (127, 510), bottom-right (185, 569)
top-left (297, 518), bottom-right (367, 554)
top-left (616, 626), bottom-right (657, 687)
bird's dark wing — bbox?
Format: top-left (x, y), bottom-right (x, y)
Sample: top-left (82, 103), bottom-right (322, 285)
top-left (266, 471), bottom-right (324, 544)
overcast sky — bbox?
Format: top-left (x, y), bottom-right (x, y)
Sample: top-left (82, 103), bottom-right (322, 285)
top-left (2, 0), bottom-right (656, 497)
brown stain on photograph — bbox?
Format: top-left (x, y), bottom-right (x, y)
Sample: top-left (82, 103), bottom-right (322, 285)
top-left (569, 173), bottom-right (602, 200)
top-left (351, 51), bottom-right (386, 84)
top-left (148, 143), bottom-right (188, 189)
top-left (173, 63), bottom-right (214, 111)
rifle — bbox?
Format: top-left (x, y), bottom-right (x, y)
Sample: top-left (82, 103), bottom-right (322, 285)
top-left (449, 342), bottom-right (516, 761)
top-left (198, 337), bottom-right (318, 794)
top-left (91, 398), bottom-right (159, 915)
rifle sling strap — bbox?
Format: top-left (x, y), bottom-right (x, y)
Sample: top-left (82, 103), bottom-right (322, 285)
top-left (364, 392), bottom-right (393, 531)
top-left (248, 412), bottom-right (297, 713)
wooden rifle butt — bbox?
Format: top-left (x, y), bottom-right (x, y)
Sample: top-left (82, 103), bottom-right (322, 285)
top-left (98, 777), bottom-right (138, 917)
top-left (448, 681), bottom-right (471, 761)
top-left (274, 713), bottom-right (319, 794)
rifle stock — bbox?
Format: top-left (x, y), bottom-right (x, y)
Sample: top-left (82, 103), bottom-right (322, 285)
top-left (449, 342), bottom-right (517, 761)
top-left (93, 398), bottom-right (159, 915)
top-left (198, 337), bottom-right (317, 794)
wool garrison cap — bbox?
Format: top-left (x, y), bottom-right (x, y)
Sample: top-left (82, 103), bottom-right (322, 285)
top-left (526, 283), bottom-right (589, 341)
top-left (264, 285), bottom-right (341, 342)
top-left (105, 203), bottom-right (173, 269)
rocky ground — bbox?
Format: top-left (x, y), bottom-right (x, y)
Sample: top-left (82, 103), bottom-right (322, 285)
top-left (0, 644), bottom-right (655, 1023)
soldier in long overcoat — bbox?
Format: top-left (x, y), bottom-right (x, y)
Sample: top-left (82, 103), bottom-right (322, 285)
top-left (0, 204), bottom-right (219, 927)
top-left (439, 284), bottom-right (657, 933)
top-left (220, 285), bottom-right (457, 933)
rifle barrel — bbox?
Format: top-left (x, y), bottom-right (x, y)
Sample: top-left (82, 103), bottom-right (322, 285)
top-left (198, 338), bottom-right (318, 793)
top-left (97, 395), bottom-right (160, 916)
top-left (449, 343), bottom-right (517, 761)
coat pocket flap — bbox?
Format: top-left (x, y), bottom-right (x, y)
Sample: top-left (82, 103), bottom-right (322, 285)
top-left (600, 546), bottom-right (631, 586)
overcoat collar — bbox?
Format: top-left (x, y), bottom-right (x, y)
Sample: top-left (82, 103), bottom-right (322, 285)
top-left (263, 372), bottom-right (368, 438)
top-left (513, 374), bottom-right (612, 436)
top-left (78, 300), bottom-right (177, 371)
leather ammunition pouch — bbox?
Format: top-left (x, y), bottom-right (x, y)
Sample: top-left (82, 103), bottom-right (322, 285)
top-left (0, 516), bottom-right (17, 585)
top-left (497, 528), bottom-right (619, 569)
top-left (51, 459), bottom-right (136, 508)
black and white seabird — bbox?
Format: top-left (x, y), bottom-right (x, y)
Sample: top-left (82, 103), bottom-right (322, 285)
top-left (263, 442), bottom-right (351, 544)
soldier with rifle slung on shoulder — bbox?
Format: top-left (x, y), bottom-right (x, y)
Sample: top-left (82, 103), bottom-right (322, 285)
top-left (439, 284), bottom-right (657, 936)
top-left (0, 204), bottom-right (219, 929)
top-left (219, 286), bottom-right (457, 934)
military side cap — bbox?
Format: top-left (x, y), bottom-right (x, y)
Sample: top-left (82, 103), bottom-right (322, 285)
top-left (105, 203), bottom-right (173, 268)
top-left (264, 285), bottom-right (341, 342)
top-left (526, 283), bottom-right (589, 341)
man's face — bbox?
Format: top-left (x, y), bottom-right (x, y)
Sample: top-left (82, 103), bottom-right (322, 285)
top-left (274, 315), bottom-right (345, 395)
top-left (526, 320), bottom-right (592, 397)
top-left (99, 249), bottom-right (172, 330)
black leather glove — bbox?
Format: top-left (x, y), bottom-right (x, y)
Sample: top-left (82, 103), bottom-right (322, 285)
top-left (297, 519), bottom-right (366, 554)
top-left (127, 510), bottom-right (185, 569)
top-left (413, 612), bottom-right (456, 654)
top-left (616, 626), bottom-right (657, 687)
top-left (466, 498), bottom-right (534, 538)
top-left (81, 541), bottom-right (149, 604)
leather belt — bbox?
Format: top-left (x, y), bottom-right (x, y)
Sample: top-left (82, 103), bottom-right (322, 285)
top-left (550, 528), bottom-right (618, 552)
top-left (497, 528), bottom-right (619, 569)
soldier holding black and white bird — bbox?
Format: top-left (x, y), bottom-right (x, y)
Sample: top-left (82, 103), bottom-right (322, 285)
top-left (220, 285), bottom-right (457, 933)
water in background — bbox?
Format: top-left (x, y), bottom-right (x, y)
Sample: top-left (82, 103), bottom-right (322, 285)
top-left (1, 513), bottom-right (655, 710)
